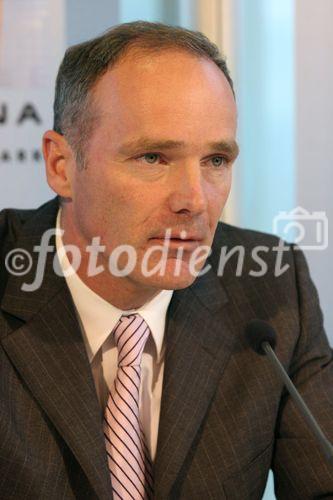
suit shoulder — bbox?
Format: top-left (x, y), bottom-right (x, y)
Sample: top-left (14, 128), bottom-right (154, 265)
top-left (0, 207), bottom-right (35, 245)
top-left (213, 221), bottom-right (285, 250)
top-left (0, 197), bottom-right (59, 247)
top-left (210, 221), bottom-right (297, 283)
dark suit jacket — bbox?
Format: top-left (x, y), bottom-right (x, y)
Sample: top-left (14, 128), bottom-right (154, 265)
top-left (0, 197), bottom-right (332, 499)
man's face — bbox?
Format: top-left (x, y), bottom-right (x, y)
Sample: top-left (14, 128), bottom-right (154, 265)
top-left (66, 49), bottom-right (238, 292)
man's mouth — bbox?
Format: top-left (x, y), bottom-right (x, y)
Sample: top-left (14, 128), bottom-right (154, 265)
top-left (150, 230), bottom-right (205, 241)
top-left (148, 232), bottom-right (206, 250)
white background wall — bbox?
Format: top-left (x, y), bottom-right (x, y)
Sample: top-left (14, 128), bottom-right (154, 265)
top-left (215, 0), bottom-right (332, 345)
top-left (295, 0), bottom-right (333, 342)
top-left (0, 0), bottom-right (65, 209)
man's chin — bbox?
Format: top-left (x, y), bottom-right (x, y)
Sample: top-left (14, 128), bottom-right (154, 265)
top-left (134, 259), bottom-right (204, 291)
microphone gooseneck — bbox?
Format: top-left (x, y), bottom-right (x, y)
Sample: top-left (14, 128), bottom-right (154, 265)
top-left (245, 319), bottom-right (333, 465)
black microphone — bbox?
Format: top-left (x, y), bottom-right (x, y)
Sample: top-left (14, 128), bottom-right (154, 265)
top-left (245, 319), bottom-right (333, 465)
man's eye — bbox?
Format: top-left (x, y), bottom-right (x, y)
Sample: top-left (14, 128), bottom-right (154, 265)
top-left (139, 153), bottom-right (161, 164)
top-left (210, 156), bottom-right (227, 168)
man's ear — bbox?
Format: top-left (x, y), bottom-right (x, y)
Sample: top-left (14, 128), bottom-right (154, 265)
top-left (42, 130), bottom-right (75, 199)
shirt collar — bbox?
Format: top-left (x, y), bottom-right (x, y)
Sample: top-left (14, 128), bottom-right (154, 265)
top-left (55, 208), bottom-right (173, 363)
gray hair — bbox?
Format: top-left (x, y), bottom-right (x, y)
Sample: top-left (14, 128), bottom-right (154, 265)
top-left (53, 20), bottom-right (234, 169)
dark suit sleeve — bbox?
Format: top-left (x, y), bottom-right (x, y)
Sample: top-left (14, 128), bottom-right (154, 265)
top-left (272, 246), bottom-right (333, 498)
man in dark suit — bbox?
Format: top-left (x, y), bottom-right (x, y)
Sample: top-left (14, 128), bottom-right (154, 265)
top-left (0, 21), bottom-right (332, 499)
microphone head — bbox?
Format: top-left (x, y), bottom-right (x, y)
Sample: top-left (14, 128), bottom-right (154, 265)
top-left (245, 319), bottom-right (277, 356)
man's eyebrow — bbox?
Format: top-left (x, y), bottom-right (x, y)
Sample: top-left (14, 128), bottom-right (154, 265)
top-left (208, 140), bottom-right (239, 157)
top-left (118, 139), bottom-right (185, 154)
top-left (118, 138), bottom-right (239, 157)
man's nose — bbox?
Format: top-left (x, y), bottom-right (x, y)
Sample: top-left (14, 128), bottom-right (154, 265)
top-left (167, 163), bottom-right (208, 216)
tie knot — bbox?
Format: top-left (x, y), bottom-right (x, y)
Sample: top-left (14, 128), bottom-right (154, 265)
top-left (113, 314), bottom-right (150, 367)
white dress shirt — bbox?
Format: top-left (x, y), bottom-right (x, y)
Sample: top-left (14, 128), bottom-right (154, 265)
top-left (55, 209), bottom-right (173, 460)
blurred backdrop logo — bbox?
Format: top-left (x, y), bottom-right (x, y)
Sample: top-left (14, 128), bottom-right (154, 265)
top-left (0, 0), bottom-right (65, 209)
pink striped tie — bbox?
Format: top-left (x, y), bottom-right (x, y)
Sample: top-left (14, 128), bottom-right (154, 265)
top-left (103, 314), bottom-right (154, 499)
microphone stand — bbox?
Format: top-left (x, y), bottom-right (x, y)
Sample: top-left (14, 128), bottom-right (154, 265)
top-left (262, 341), bottom-right (333, 464)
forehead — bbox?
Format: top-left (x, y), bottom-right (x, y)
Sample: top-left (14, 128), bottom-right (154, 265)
top-left (90, 48), bottom-right (237, 140)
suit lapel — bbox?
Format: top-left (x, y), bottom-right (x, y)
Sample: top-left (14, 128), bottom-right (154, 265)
top-left (0, 198), bottom-right (112, 499)
top-left (154, 267), bottom-right (236, 498)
